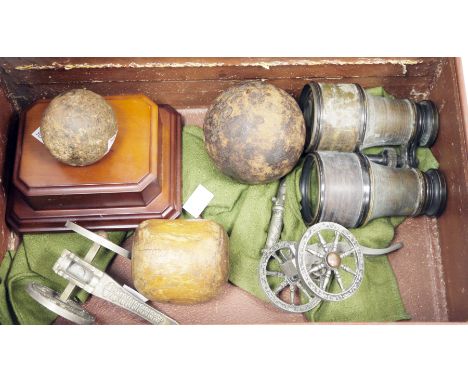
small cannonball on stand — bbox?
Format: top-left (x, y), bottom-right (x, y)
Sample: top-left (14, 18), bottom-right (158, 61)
top-left (40, 89), bottom-right (118, 166)
top-left (203, 81), bottom-right (305, 184)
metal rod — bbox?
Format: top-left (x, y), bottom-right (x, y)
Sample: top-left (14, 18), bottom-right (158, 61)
top-left (65, 221), bottom-right (130, 258)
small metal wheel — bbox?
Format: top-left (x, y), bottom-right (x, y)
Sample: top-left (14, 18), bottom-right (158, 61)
top-left (26, 282), bottom-right (95, 325)
top-left (259, 241), bottom-right (321, 313)
top-left (296, 222), bottom-right (364, 302)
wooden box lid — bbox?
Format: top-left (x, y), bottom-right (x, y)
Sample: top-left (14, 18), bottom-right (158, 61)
top-left (7, 95), bottom-right (181, 232)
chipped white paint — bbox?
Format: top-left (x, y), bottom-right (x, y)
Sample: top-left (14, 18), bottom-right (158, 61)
top-left (409, 88), bottom-right (430, 100)
top-left (7, 231), bottom-right (19, 252)
top-left (14, 58), bottom-right (423, 71)
top-left (427, 217), bottom-right (449, 321)
top-left (429, 60), bottom-right (444, 92)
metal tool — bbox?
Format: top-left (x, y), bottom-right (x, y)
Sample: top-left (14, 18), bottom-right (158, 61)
top-left (26, 220), bottom-right (177, 325)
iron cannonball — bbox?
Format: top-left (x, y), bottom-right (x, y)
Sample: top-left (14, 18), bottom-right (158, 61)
top-left (203, 81), bottom-right (306, 184)
top-left (40, 89), bottom-right (118, 166)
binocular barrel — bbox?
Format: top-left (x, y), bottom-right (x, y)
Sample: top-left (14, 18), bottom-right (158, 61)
top-left (299, 82), bottom-right (439, 154)
top-left (300, 152), bottom-right (447, 228)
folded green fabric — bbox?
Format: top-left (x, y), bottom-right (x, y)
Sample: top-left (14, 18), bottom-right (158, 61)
top-left (0, 231), bottom-right (127, 324)
top-left (182, 89), bottom-right (438, 321)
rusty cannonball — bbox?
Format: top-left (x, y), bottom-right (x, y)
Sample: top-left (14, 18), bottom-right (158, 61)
top-left (40, 89), bottom-right (118, 166)
top-left (203, 81), bottom-right (305, 184)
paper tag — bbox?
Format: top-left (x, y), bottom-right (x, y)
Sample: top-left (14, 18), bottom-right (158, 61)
top-left (105, 133), bottom-right (117, 154)
top-left (123, 285), bottom-right (149, 302)
top-left (183, 184), bottom-right (214, 218)
top-left (32, 127), bottom-right (44, 144)
top-left (31, 127), bottom-right (116, 153)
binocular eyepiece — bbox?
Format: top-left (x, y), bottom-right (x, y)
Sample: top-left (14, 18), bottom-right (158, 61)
top-left (299, 82), bottom-right (439, 167)
top-left (299, 152), bottom-right (447, 228)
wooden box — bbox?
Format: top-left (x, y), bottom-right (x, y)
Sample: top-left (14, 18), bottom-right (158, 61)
top-left (0, 58), bottom-right (467, 323)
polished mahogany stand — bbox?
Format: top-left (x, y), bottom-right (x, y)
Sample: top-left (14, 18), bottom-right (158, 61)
top-left (7, 95), bottom-right (181, 232)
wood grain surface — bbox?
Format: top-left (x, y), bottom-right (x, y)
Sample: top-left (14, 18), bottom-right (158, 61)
top-left (428, 58), bottom-right (468, 321)
top-left (0, 85), bottom-right (15, 260)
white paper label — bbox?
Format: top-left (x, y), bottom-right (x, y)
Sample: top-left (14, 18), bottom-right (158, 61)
top-left (105, 133), bottom-right (117, 154)
top-left (32, 126), bottom-right (44, 143)
top-left (123, 285), bottom-right (149, 302)
top-left (183, 184), bottom-right (214, 218)
top-left (31, 127), bottom-right (116, 154)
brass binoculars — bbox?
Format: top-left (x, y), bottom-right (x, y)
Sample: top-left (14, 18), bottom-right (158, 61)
top-left (299, 82), bottom-right (439, 168)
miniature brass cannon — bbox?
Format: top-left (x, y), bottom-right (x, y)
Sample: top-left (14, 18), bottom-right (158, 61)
top-left (26, 221), bottom-right (178, 325)
top-left (259, 180), bottom-right (402, 313)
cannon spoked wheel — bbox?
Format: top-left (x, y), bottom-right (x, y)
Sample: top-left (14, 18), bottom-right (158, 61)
top-left (26, 282), bottom-right (95, 325)
top-left (259, 241), bottom-right (321, 313)
top-left (296, 222), bottom-right (364, 302)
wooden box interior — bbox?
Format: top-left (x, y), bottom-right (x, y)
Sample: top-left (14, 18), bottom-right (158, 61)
top-left (0, 57), bottom-right (466, 322)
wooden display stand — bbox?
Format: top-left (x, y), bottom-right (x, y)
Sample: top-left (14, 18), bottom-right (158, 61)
top-left (7, 95), bottom-right (182, 232)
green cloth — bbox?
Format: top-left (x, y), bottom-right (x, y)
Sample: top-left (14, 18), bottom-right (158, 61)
top-left (181, 102), bottom-right (439, 321)
top-left (0, 231), bottom-right (127, 324)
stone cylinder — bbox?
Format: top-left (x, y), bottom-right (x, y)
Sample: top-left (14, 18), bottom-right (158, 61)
top-left (132, 219), bottom-right (229, 304)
